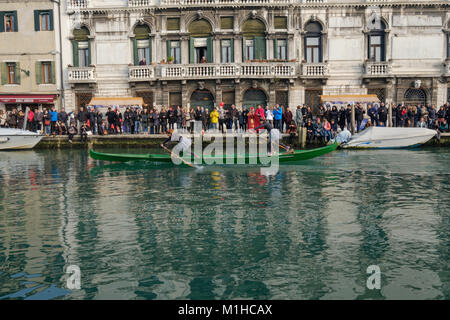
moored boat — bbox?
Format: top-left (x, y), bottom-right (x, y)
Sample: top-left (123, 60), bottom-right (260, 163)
top-left (0, 128), bottom-right (43, 151)
top-left (89, 142), bottom-right (338, 165)
top-left (341, 127), bottom-right (437, 149)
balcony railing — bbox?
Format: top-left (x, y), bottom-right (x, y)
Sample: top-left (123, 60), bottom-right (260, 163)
top-left (68, 67), bottom-right (96, 83)
top-left (158, 62), bottom-right (297, 79)
top-left (128, 0), bottom-right (153, 6)
top-left (67, 0), bottom-right (89, 10)
top-left (302, 63), bottom-right (328, 77)
top-left (129, 66), bottom-right (155, 81)
top-left (364, 61), bottom-right (392, 76)
top-left (159, 0), bottom-right (294, 6)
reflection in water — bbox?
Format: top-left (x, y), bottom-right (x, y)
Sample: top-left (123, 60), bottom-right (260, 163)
top-left (0, 148), bottom-right (449, 299)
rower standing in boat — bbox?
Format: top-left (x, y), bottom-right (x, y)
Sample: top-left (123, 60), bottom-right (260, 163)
top-left (253, 118), bottom-right (293, 155)
top-left (161, 129), bottom-right (193, 158)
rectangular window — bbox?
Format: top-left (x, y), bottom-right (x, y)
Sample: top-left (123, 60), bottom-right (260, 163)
top-left (369, 35), bottom-right (382, 62)
top-left (245, 39), bottom-right (254, 61)
top-left (137, 39), bottom-right (150, 65)
top-left (40, 12), bottom-right (50, 31)
top-left (7, 63), bottom-right (16, 84)
top-left (170, 41), bottom-right (181, 64)
top-left (306, 37), bottom-right (320, 63)
top-left (4, 13), bottom-right (15, 32)
top-left (221, 40), bottom-right (232, 63)
top-left (276, 39), bottom-right (287, 60)
top-left (78, 41), bottom-right (89, 67)
top-left (42, 62), bottom-right (51, 84)
top-left (167, 18), bottom-right (180, 31)
top-left (220, 17), bottom-right (233, 30)
top-left (447, 34), bottom-right (450, 59)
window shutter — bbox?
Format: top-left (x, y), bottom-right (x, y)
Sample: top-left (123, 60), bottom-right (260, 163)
top-left (166, 40), bottom-right (171, 61)
top-left (72, 41), bottom-right (79, 67)
top-left (133, 38), bottom-right (138, 65)
top-left (242, 37), bottom-right (246, 61)
top-left (381, 34), bottom-right (385, 62)
top-left (49, 10), bottom-right (54, 31)
top-left (255, 36), bottom-right (266, 60)
top-left (34, 10), bottom-right (40, 31)
top-left (367, 35), bottom-right (371, 61)
top-left (35, 61), bottom-right (42, 84)
top-left (189, 38), bottom-right (194, 64)
top-left (0, 63), bottom-right (7, 84)
top-left (0, 12), bottom-right (4, 32)
top-left (319, 37), bottom-right (323, 63)
top-left (230, 38), bottom-right (234, 63)
top-left (15, 62), bottom-right (20, 84)
top-left (149, 38), bottom-right (152, 63)
top-left (88, 40), bottom-right (91, 65)
top-left (273, 39), bottom-right (278, 59)
top-left (206, 36), bottom-right (212, 63)
top-left (51, 61), bottom-right (56, 84)
top-left (13, 11), bottom-right (18, 32)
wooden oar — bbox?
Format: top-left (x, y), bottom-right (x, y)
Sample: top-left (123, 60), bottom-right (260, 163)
top-left (263, 135), bottom-right (291, 152)
top-left (161, 145), bottom-right (197, 168)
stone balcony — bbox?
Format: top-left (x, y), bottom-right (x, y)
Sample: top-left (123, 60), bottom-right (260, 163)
top-left (128, 65), bottom-right (155, 81)
top-left (155, 62), bottom-right (298, 80)
top-left (363, 61), bottom-right (393, 77)
top-left (68, 67), bottom-right (96, 84)
top-left (128, 0), bottom-right (154, 6)
top-left (159, 0), bottom-right (295, 7)
top-left (67, 0), bottom-right (90, 10)
top-left (301, 63), bottom-right (329, 78)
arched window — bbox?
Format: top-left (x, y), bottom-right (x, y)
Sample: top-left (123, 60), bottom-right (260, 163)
top-left (190, 89), bottom-right (215, 111)
top-left (242, 19), bottom-right (266, 61)
top-left (404, 88), bottom-right (427, 105)
top-left (72, 27), bottom-right (90, 67)
top-left (188, 19), bottom-right (213, 64)
top-left (133, 24), bottom-right (151, 66)
top-left (368, 21), bottom-right (386, 62)
top-left (304, 21), bottom-right (323, 63)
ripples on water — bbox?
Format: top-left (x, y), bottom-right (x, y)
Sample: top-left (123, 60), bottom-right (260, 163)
top-left (0, 148), bottom-right (448, 300)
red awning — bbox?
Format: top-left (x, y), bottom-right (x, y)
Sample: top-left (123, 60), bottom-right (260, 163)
top-left (0, 95), bottom-right (56, 104)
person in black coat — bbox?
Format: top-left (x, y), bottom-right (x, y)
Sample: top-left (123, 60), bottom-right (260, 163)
top-left (338, 106), bottom-right (346, 131)
top-left (77, 106), bottom-right (88, 126)
top-left (355, 104), bottom-right (364, 132)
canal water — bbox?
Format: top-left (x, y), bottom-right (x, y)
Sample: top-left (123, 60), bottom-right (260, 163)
top-left (0, 148), bottom-right (448, 300)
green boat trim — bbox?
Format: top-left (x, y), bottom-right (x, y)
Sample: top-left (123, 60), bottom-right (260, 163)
top-left (89, 142), bottom-right (338, 165)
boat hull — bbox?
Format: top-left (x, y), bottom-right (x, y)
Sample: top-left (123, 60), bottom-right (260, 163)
top-left (342, 127), bottom-right (436, 149)
top-left (0, 129), bottom-right (43, 150)
top-left (89, 143), bottom-right (338, 165)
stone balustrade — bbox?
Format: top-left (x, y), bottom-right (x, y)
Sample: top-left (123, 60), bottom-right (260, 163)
top-left (302, 63), bottom-right (328, 77)
top-left (157, 62), bottom-right (297, 80)
top-left (129, 66), bottom-right (155, 81)
top-left (67, 0), bottom-right (89, 10)
top-left (68, 67), bottom-right (96, 83)
top-left (364, 61), bottom-right (392, 76)
top-left (128, 0), bottom-right (153, 6)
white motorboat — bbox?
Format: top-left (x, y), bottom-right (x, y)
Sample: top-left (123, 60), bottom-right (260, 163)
top-left (341, 127), bottom-right (437, 149)
top-left (0, 128), bottom-right (43, 150)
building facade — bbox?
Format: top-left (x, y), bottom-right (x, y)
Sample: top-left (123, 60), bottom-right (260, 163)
top-left (8, 0), bottom-right (450, 113)
top-left (0, 0), bottom-right (62, 112)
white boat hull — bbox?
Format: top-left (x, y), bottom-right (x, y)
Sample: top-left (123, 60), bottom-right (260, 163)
top-left (0, 129), bottom-right (43, 150)
top-left (342, 127), bottom-right (436, 149)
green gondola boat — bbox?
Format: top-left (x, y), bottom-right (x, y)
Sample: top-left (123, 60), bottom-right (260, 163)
top-left (89, 142), bottom-right (338, 166)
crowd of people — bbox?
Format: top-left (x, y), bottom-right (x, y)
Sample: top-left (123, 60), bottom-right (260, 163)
top-left (1, 101), bottom-right (449, 143)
